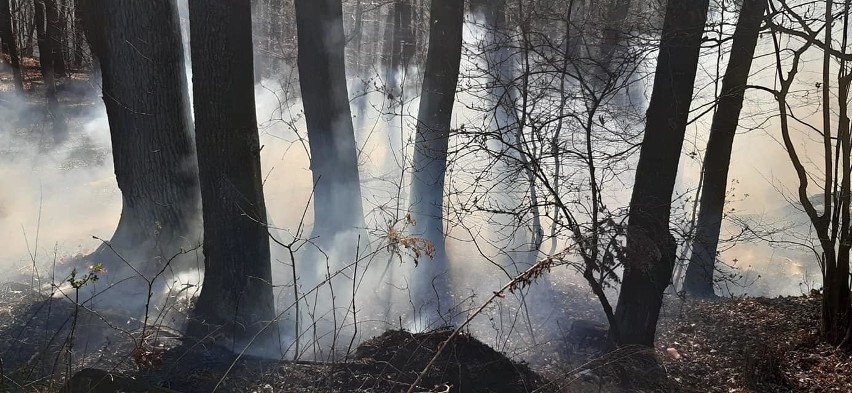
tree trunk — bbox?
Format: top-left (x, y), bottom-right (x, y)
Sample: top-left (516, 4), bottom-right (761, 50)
top-left (35, 0), bottom-right (53, 93)
top-left (251, 0), bottom-right (267, 80)
top-left (383, 0), bottom-right (414, 93)
top-left (73, 0), bottom-right (84, 67)
top-left (567, 0), bottom-right (586, 58)
top-left (381, 3), bottom-right (394, 72)
top-left (24, 5), bottom-right (35, 57)
top-left (394, 0), bottom-right (414, 70)
top-left (84, 0), bottom-right (200, 286)
top-left (295, 0), bottom-right (365, 241)
top-left (823, 0), bottom-right (852, 349)
top-left (610, 0), bottom-right (708, 347)
top-left (598, 0), bottom-right (630, 75)
top-left (0, 0), bottom-right (23, 91)
top-left (44, 0), bottom-right (64, 76)
top-left (409, 0), bottom-right (464, 321)
top-left (682, 0), bottom-right (765, 298)
top-left (186, 0), bottom-right (278, 351)
top-left (35, 0), bottom-right (65, 140)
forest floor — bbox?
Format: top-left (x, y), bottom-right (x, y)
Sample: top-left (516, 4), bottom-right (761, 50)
top-left (1, 277), bottom-right (849, 393)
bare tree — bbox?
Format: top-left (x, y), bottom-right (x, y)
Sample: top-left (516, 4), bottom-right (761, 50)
top-left (611, 0), bottom-right (708, 347)
top-left (44, 0), bottom-right (63, 76)
top-left (456, 0), bottom-right (649, 340)
top-left (34, 0), bottom-right (58, 112)
top-left (295, 0), bottom-right (365, 242)
top-left (0, 0), bottom-right (23, 91)
top-left (682, 0), bottom-right (767, 298)
top-left (186, 0), bottom-right (279, 350)
top-left (759, 0), bottom-right (852, 348)
top-left (409, 0), bottom-right (464, 320)
top-left (81, 0), bottom-right (200, 297)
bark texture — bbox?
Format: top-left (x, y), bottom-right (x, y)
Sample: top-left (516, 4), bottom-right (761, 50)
top-left (682, 0), bottom-right (765, 298)
top-left (86, 0), bottom-right (200, 281)
top-left (409, 0), bottom-right (464, 319)
top-left (186, 0), bottom-right (278, 350)
top-left (611, 0), bottom-right (708, 347)
top-left (295, 0), bottom-right (365, 241)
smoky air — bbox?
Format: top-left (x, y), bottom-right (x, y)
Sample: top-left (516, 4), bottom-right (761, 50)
top-left (0, 0), bottom-right (844, 392)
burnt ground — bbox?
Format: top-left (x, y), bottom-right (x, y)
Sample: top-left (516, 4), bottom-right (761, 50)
top-left (1, 278), bottom-right (850, 393)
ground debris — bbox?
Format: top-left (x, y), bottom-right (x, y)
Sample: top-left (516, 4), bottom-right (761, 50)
top-left (656, 294), bottom-right (851, 392)
top-left (3, 274), bottom-right (850, 392)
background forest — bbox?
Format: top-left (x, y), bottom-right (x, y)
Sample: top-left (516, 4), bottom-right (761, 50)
top-left (0, 0), bottom-right (851, 392)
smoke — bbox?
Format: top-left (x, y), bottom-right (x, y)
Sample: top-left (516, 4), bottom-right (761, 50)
top-left (0, 83), bottom-right (118, 274)
top-left (671, 21), bottom-right (827, 297)
top-left (0, 1), bottom-right (834, 370)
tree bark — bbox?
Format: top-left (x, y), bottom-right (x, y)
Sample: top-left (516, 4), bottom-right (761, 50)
top-left (610, 0), bottom-right (708, 347)
top-left (409, 0), bottom-right (464, 320)
top-left (186, 0), bottom-right (278, 351)
top-left (0, 0), bottom-right (23, 91)
top-left (84, 0), bottom-right (200, 283)
top-left (295, 0), bottom-right (365, 241)
top-left (682, 0), bottom-right (765, 298)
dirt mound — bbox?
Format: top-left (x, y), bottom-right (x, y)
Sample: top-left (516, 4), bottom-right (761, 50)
top-left (355, 328), bottom-right (548, 393)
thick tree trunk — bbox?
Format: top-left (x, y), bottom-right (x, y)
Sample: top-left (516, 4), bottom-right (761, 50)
top-left (682, 0), bottom-right (765, 298)
top-left (0, 0), bottom-right (23, 92)
top-left (610, 0), bottom-right (708, 347)
top-left (84, 0), bottom-right (200, 285)
top-left (409, 0), bottom-right (464, 321)
top-left (186, 0), bottom-right (278, 351)
top-left (295, 0), bottom-right (365, 241)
